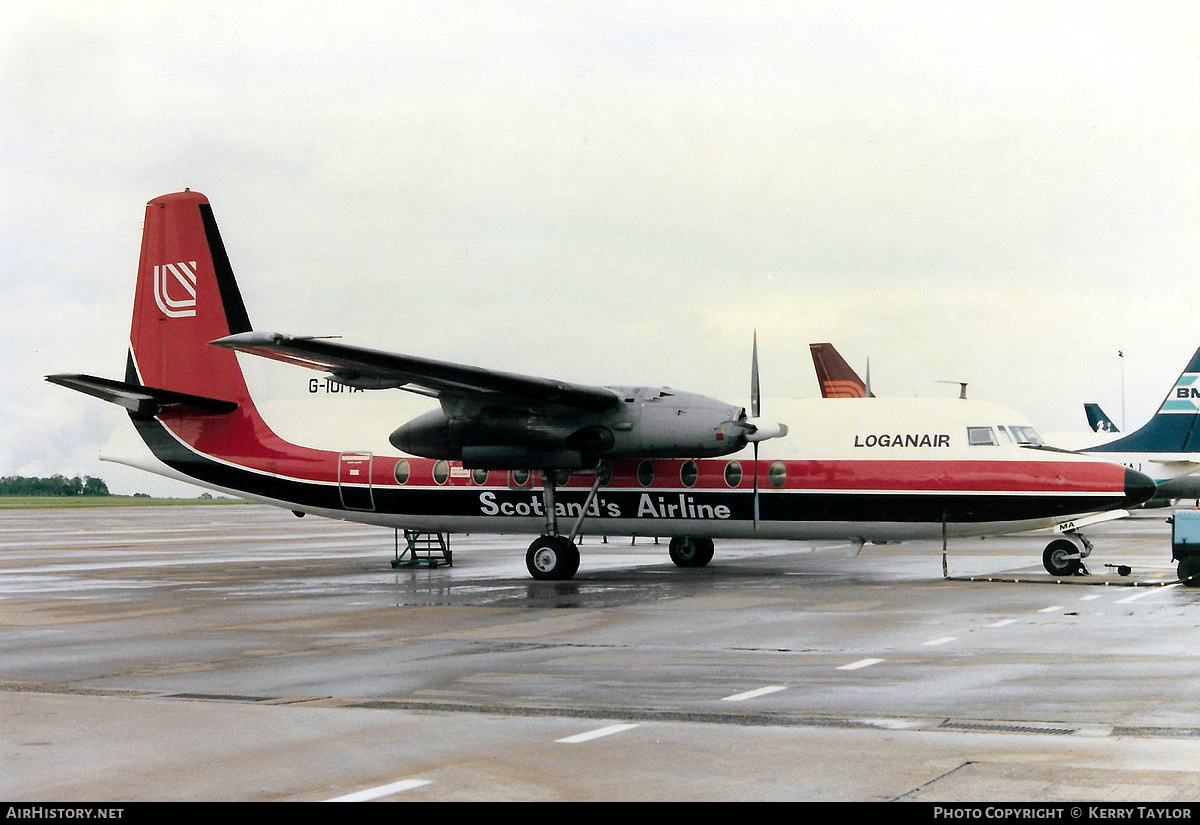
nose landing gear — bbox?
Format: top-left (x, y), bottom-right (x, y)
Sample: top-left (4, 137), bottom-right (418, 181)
top-left (1042, 533), bottom-right (1092, 577)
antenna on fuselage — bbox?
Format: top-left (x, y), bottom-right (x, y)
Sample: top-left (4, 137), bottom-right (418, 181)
top-left (937, 380), bottom-right (969, 399)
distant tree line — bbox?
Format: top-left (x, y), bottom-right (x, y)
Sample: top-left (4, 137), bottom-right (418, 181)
top-left (0, 475), bottom-right (110, 497)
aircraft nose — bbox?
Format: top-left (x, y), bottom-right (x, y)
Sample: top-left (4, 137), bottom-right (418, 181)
top-left (1123, 467), bottom-right (1157, 508)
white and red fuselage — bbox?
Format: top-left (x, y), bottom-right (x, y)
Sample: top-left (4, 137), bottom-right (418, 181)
top-left (56, 191), bottom-right (1153, 572)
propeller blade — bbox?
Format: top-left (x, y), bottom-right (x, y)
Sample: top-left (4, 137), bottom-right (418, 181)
top-left (751, 331), bottom-right (760, 530)
top-left (751, 331), bottom-right (760, 419)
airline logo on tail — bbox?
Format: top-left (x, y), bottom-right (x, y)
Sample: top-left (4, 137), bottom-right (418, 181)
top-left (153, 261), bottom-right (199, 318)
top-left (1163, 373), bottom-right (1200, 413)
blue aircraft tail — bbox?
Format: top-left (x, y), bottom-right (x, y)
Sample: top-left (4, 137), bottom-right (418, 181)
top-left (1091, 346), bottom-right (1200, 453)
top-left (1084, 403), bottom-right (1119, 434)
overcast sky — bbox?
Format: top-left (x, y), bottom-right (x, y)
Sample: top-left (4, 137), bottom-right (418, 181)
top-left (4, 2), bottom-right (1199, 495)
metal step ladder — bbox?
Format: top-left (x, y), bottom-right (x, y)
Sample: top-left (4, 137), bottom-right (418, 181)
top-left (390, 529), bottom-right (452, 569)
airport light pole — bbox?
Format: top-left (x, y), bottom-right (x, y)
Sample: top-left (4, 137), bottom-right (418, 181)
top-left (1119, 350), bottom-right (1125, 431)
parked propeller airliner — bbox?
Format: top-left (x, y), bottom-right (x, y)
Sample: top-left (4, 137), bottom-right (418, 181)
top-left (810, 341), bottom-right (1200, 537)
top-left (48, 191), bottom-right (1155, 580)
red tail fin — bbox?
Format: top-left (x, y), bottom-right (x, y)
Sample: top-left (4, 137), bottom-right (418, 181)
top-left (128, 190), bottom-right (253, 402)
top-left (124, 192), bottom-right (300, 474)
top-left (51, 191), bottom-right (340, 504)
top-left (809, 343), bottom-right (873, 399)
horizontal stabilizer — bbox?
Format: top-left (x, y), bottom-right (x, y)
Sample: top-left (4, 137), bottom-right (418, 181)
top-left (46, 374), bottom-right (238, 417)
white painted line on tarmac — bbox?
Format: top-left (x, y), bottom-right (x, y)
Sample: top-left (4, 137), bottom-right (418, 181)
top-left (328, 778), bottom-right (432, 801)
top-left (837, 658), bottom-right (884, 671)
top-left (556, 723), bottom-right (640, 744)
top-left (1117, 583), bottom-right (1182, 603)
top-left (720, 685), bottom-right (787, 701)
top-left (988, 619), bottom-right (1016, 628)
top-left (1037, 605), bottom-right (1063, 613)
top-left (922, 636), bottom-right (957, 646)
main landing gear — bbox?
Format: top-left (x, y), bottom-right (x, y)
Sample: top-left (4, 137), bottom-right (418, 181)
top-left (524, 465), bottom-right (600, 581)
top-left (523, 463), bottom-right (719, 580)
top-left (1042, 533), bottom-right (1092, 577)
top-left (669, 536), bottom-right (714, 568)
top-left (526, 534), bottom-right (580, 580)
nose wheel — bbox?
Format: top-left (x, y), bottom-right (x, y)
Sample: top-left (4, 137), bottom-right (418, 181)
top-left (1042, 535), bottom-right (1090, 577)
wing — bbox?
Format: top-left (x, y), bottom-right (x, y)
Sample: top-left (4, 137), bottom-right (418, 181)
top-left (211, 331), bottom-right (621, 413)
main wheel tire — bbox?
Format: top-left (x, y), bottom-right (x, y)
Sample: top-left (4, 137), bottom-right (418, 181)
top-left (1178, 554), bottom-right (1200, 587)
top-left (669, 536), bottom-right (714, 568)
top-left (1043, 539), bottom-right (1082, 576)
top-left (526, 535), bottom-right (580, 581)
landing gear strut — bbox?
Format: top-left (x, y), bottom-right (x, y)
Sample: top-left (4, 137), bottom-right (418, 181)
top-left (524, 464), bottom-right (608, 581)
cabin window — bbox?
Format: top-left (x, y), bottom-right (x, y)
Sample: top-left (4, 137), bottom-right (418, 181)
top-left (680, 460), bottom-right (698, 487)
top-left (511, 469), bottom-right (530, 487)
top-left (393, 459), bottom-right (410, 485)
top-left (724, 460), bottom-right (743, 487)
top-left (433, 460), bottom-right (450, 485)
top-left (967, 426), bottom-right (998, 446)
top-left (554, 469), bottom-right (571, 486)
top-left (597, 464), bottom-right (613, 486)
top-left (472, 468), bottom-right (489, 485)
top-left (637, 460), bottom-right (655, 487)
top-left (769, 461), bottom-right (787, 488)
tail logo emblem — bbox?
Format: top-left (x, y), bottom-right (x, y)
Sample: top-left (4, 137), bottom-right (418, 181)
top-left (153, 261), bottom-right (198, 318)
top-left (1163, 373), bottom-right (1200, 413)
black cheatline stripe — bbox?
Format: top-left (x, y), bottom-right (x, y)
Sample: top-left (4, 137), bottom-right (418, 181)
top-left (130, 414), bottom-right (343, 509)
top-left (129, 414), bottom-right (1122, 526)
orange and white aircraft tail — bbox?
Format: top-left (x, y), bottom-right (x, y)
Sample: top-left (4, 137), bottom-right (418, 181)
top-left (809, 342), bottom-right (873, 398)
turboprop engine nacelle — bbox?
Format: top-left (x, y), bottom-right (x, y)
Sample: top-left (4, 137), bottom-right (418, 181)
top-left (388, 387), bottom-right (785, 469)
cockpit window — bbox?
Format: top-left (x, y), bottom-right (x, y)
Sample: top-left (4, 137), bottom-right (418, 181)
top-left (967, 426), bottom-right (998, 446)
top-left (1007, 425), bottom-right (1044, 445)
top-left (996, 426), bottom-right (1014, 444)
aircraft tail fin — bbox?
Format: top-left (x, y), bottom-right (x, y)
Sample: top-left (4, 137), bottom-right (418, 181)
top-left (1094, 347), bottom-right (1200, 453)
top-left (127, 190), bottom-right (254, 400)
top-left (810, 343), bottom-right (874, 398)
top-left (46, 191), bottom-right (304, 496)
top-left (1084, 403), bottom-right (1119, 434)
